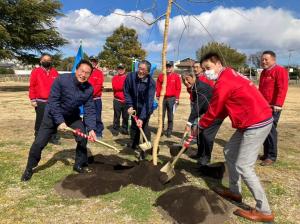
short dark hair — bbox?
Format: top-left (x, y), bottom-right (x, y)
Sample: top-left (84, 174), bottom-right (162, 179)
top-left (138, 60), bottom-right (151, 73)
top-left (201, 52), bottom-right (223, 65)
top-left (40, 53), bottom-right (52, 60)
top-left (262, 50), bottom-right (276, 58)
top-left (76, 59), bottom-right (93, 71)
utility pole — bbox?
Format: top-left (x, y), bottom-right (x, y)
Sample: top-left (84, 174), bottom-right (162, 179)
top-left (288, 49), bottom-right (294, 71)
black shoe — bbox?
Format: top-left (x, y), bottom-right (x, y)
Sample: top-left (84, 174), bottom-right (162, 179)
top-left (111, 128), bottom-right (119, 136)
top-left (120, 128), bottom-right (129, 135)
top-left (49, 138), bottom-right (61, 145)
top-left (21, 168), bottom-right (33, 181)
top-left (126, 143), bottom-right (138, 150)
top-left (73, 165), bottom-right (92, 173)
top-left (166, 131), bottom-right (172, 138)
top-left (197, 157), bottom-right (210, 166)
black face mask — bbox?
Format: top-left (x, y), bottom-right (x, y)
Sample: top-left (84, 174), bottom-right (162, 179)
top-left (41, 61), bottom-right (52, 69)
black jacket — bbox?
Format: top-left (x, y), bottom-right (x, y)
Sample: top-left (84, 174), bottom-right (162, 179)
top-left (46, 74), bottom-right (96, 132)
top-left (124, 72), bottom-right (156, 121)
top-left (188, 79), bottom-right (213, 124)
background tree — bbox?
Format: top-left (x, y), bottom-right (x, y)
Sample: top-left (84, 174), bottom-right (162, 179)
top-left (196, 42), bottom-right (247, 70)
top-left (98, 25), bottom-right (146, 70)
top-left (248, 51), bottom-right (263, 68)
top-left (0, 0), bottom-right (67, 64)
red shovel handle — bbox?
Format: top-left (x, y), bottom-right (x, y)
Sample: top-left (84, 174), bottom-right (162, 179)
top-left (133, 115), bottom-right (142, 128)
top-left (183, 135), bottom-right (194, 148)
top-left (72, 128), bottom-right (95, 142)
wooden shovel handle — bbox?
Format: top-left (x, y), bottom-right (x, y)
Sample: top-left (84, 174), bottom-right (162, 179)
top-left (171, 135), bottom-right (194, 167)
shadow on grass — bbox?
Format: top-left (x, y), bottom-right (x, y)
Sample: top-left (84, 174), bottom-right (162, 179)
top-left (34, 148), bottom-right (94, 173)
top-left (0, 85), bottom-right (28, 92)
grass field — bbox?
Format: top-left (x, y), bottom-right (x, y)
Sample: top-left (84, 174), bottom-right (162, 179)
top-left (0, 81), bottom-right (299, 224)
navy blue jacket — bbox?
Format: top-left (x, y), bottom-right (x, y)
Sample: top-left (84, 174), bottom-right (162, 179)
top-left (124, 72), bottom-right (156, 121)
top-left (46, 74), bottom-right (96, 132)
top-left (188, 79), bottom-right (213, 124)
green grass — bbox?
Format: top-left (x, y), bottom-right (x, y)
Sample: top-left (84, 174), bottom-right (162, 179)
top-left (103, 185), bottom-right (160, 222)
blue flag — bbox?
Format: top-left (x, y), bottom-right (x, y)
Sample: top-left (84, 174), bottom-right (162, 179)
top-left (71, 44), bottom-right (84, 115)
top-left (71, 44), bottom-right (84, 75)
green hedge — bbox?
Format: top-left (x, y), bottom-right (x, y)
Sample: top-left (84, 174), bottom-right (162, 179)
top-left (0, 67), bottom-right (15, 75)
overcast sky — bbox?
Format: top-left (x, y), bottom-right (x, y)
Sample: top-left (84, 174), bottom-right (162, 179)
top-left (56, 0), bottom-right (300, 66)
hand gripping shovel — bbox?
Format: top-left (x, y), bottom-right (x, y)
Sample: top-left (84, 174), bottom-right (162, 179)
top-left (131, 113), bottom-right (152, 152)
top-left (65, 127), bottom-right (119, 152)
top-left (160, 135), bottom-right (194, 184)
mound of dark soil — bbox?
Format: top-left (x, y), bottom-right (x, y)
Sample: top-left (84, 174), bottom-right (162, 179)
top-left (55, 154), bottom-right (187, 198)
top-left (155, 186), bottom-right (232, 224)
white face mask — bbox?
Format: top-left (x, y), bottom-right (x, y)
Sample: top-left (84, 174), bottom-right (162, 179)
top-left (205, 69), bottom-right (218, 80)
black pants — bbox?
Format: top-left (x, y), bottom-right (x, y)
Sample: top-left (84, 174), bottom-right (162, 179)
top-left (26, 113), bottom-right (88, 170)
top-left (263, 111), bottom-right (281, 161)
top-left (113, 99), bottom-right (128, 130)
top-left (130, 116), bottom-right (151, 148)
top-left (163, 97), bottom-right (176, 133)
top-left (94, 99), bottom-right (104, 137)
top-left (197, 119), bottom-right (223, 164)
top-left (34, 101), bottom-right (58, 141)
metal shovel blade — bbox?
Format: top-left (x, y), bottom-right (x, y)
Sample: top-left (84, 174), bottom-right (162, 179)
top-left (139, 141), bottom-right (152, 152)
top-left (160, 161), bottom-right (173, 173)
top-left (159, 161), bottom-right (176, 184)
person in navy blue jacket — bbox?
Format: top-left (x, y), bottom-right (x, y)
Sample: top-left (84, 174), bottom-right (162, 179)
top-left (21, 60), bottom-right (97, 181)
top-left (124, 60), bottom-right (156, 150)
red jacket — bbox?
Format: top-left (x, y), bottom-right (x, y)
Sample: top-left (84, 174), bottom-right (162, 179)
top-left (112, 73), bottom-right (127, 103)
top-left (89, 68), bottom-right (104, 98)
top-left (198, 74), bottom-right (215, 87)
top-left (199, 68), bottom-right (272, 130)
top-left (259, 64), bottom-right (288, 107)
top-left (29, 67), bottom-right (59, 101)
top-left (156, 72), bottom-right (181, 99)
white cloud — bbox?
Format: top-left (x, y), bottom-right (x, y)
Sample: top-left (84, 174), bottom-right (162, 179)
top-left (157, 6), bottom-right (300, 55)
top-left (56, 9), bottom-right (154, 52)
top-left (143, 41), bottom-right (174, 52)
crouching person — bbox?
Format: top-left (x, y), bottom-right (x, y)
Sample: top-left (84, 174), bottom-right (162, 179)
top-left (124, 60), bottom-right (156, 150)
top-left (198, 53), bottom-right (274, 222)
top-left (21, 60), bottom-right (96, 181)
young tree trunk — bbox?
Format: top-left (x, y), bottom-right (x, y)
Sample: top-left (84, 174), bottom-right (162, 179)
top-left (152, 0), bottom-right (173, 165)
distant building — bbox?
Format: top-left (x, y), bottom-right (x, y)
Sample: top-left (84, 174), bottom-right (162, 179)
top-left (0, 59), bottom-right (33, 70)
top-left (174, 58), bottom-right (197, 72)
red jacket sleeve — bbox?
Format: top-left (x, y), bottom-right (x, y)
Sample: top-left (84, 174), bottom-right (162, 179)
top-left (156, 74), bottom-right (163, 98)
top-left (175, 75), bottom-right (181, 100)
top-left (199, 81), bottom-right (230, 129)
top-left (274, 67), bottom-right (288, 106)
top-left (29, 69), bottom-right (37, 101)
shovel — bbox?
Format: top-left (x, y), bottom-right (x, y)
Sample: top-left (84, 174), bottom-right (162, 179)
top-left (160, 135), bottom-right (194, 184)
top-left (131, 113), bottom-right (152, 152)
top-left (65, 127), bottom-right (119, 152)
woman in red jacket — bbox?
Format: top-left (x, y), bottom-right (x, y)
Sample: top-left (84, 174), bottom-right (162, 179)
top-left (198, 52), bottom-right (274, 222)
top-left (111, 63), bottom-right (129, 136)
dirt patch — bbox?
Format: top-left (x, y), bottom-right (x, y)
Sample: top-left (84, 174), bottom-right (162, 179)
top-left (55, 154), bottom-right (187, 198)
top-left (155, 186), bottom-right (232, 224)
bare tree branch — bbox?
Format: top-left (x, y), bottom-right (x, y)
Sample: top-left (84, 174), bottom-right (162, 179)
top-left (112, 11), bottom-right (166, 26)
top-left (173, 0), bottom-right (228, 66)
